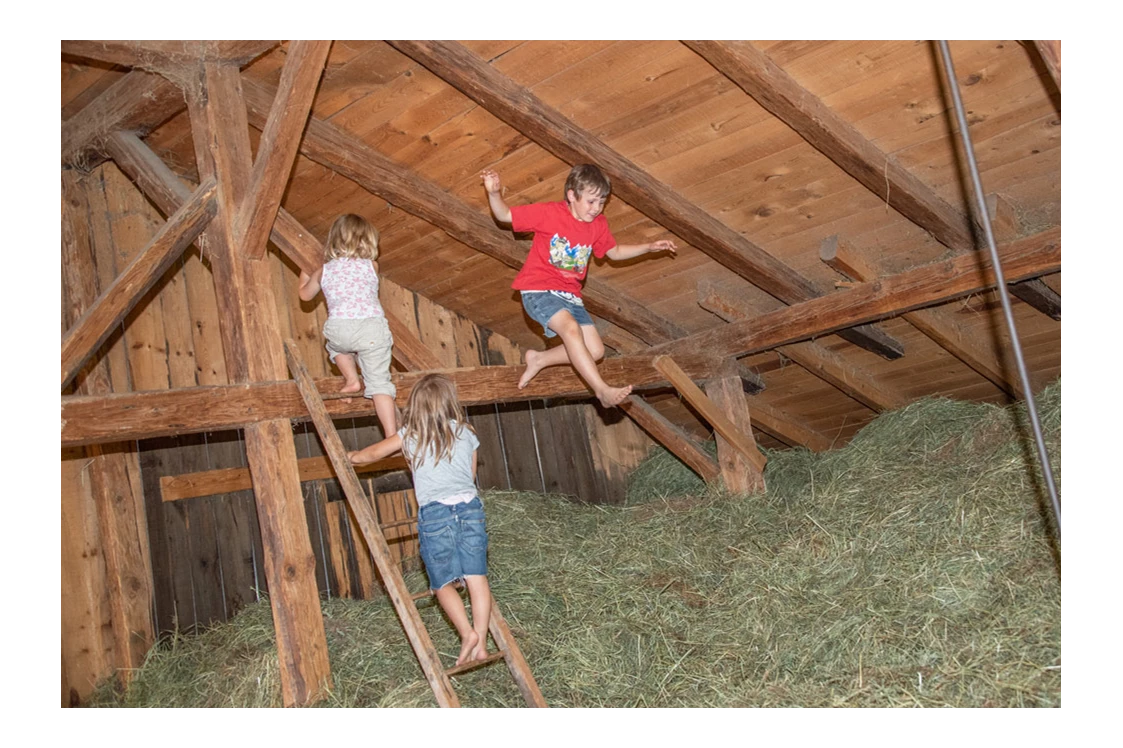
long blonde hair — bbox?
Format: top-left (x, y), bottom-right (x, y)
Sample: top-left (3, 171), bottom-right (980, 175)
top-left (401, 374), bottom-right (475, 468)
top-left (324, 213), bottom-right (380, 261)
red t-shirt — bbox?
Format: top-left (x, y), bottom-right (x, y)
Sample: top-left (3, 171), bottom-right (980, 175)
top-left (509, 201), bottom-right (617, 296)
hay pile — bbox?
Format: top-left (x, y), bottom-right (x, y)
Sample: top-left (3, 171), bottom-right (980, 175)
top-left (88, 380), bottom-right (1061, 707)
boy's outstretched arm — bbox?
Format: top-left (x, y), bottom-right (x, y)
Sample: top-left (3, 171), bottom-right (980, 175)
top-left (481, 169), bottom-right (512, 224)
top-left (297, 266), bottom-right (323, 301)
top-left (605, 239), bottom-right (678, 261)
top-left (348, 433), bottom-right (403, 465)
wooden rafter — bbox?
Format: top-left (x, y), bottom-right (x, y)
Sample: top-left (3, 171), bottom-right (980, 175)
top-left (237, 40), bottom-right (331, 260)
top-left (685, 40), bottom-right (1060, 320)
top-left (386, 40), bottom-right (904, 361)
top-left (747, 400), bottom-right (834, 453)
top-left (1033, 41), bottom-right (1061, 92)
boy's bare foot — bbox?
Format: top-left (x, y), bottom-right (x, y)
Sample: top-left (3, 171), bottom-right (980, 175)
top-left (518, 349), bottom-right (545, 389)
top-left (457, 630), bottom-right (481, 666)
top-left (596, 384), bottom-right (633, 408)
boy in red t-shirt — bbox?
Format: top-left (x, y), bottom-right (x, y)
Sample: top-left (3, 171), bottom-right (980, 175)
top-left (481, 164), bottom-right (676, 408)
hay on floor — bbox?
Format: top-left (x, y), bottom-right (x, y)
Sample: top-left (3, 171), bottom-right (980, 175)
top-left (87, 380), bottom-right (1061, 707)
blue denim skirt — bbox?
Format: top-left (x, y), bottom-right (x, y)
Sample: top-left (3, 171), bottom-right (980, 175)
top-left (417, 497), bottom-right (489, 590)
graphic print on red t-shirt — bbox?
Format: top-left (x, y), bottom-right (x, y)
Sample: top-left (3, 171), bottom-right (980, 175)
top-left (510, 202), bottom-right (616, 296)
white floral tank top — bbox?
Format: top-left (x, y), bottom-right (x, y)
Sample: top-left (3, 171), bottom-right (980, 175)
top-left (321, 258), bottom-right (384, 319)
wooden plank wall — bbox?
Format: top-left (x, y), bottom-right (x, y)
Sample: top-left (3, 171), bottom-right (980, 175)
top-left (62, 159), bottom-right (654, 703)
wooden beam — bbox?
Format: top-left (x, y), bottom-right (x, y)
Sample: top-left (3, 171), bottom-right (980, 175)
top-left (62, 352), bottom-right (724, 448)
top-left (187, 61), bottom-right (331, 707)
top-left (697, 278), bottom-right (908, 412)
top-left (237, 41), bottom-right (332, 260)
top-left (240, 78), bottom-right (686, 347)
top-left (160, 454), bottom-right (408, 502)
top-left (62, 71), bottom-right (183, 168)
top-left (822, 235), bottom-right (1025, 398)
top-left (985, 194), bottom-right (1060, 321)
top-left (61, 178), bottom-right (217, 390)
top-left (1033, 40), bottom-right (1061, 92)
top-left (62, 41), bottom-right (280, 75)
top-left (387, 40), bottom-right (903, 360)
top-left (653, 356), bottom-right (766, 472)
top-left (62, 171), bottom-right (156, 686)
top-left (688, 41), bottom-right (1061, 321)
top-left (704, 360), bottom-right (766, 493)
top-left (655, 227), bottom-right (1060, 361)
top-left (747, 400), bottom-right (835, 453)
top-left (618, 396), bottom-right (721, 483)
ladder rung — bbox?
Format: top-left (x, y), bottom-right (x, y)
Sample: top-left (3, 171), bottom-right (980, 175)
top-left (411, 589), bottom-right (434, 601)
top-left (444, 649), bottom-right (507, 677)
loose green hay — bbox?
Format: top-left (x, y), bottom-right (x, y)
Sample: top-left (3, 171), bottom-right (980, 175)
top-left (87, 380), bottom-right (1061, 707)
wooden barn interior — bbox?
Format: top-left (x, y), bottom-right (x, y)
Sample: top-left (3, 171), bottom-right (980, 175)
top-left (60, 40), bottom-right (1061, 707)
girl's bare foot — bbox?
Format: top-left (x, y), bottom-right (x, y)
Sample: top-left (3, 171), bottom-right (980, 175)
top-left (457, 630), bottom-right (481, 666)
top-left (597, 384), bottom-right (633, 408)
top-left (472, 642), bottom-right (489, 662)
top-left (518, 349), bottom-right (545, 389)
top-left (339, 380), bottom-right (361, 404)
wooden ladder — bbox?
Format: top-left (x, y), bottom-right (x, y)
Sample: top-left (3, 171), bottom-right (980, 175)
top-left (284, 341), bottom-right (546, 708)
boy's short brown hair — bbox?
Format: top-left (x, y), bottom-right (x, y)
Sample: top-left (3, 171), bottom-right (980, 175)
top-left (564, 164), bottom-right (611, 201)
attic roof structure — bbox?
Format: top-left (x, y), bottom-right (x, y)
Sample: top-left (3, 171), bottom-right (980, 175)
top-left (60, 40), bottom-right (1061, 707)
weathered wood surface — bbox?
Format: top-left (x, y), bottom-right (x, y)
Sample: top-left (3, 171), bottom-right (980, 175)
top-left (62, 170), bottom-right (155, 692)
top-left (653, 355), bottom-right (767, 472)
top-left (188, 61), bottom-right (331, 707)
top-left (1033, 40), bottom-right (1061, 92)
top-left (238, 40), bottom-right (332, 260)
top-left (705, 362), bottom-right (766, 494)
top-left (746, 400), bottom-right (834, 453)
top-left (61, 178), bottom-right (217, 390)
top-left (160, 453), bottom-right (409, 502)
top-left (62, 353), bottom-right (723, 447)
top-left (697, 278), bottom-right (908, 412)
top-left (654, 227), bottom-right (1061, 360)
top-left (619, 396), bottom-right (721, 483)
top-left (820, 234), bottom-right (1023, 399)
top-left (62, 40), bottom-right (280, 74)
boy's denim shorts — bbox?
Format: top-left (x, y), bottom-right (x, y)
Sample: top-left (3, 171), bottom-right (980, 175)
top-left (521, 291), bottom-right (594, 338)
top-left (417, 497), bottom-right (488, 590)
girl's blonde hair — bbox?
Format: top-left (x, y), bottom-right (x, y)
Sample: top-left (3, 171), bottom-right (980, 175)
top-left (401, 374), bottom-right (475, 468)
top-left (324, 214), bottom-right (380, 261)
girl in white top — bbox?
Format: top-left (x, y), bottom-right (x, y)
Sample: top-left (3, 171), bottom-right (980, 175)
top-left (349, 374), bottom-right (492, 667)
top-left (299, 214), bottom-right (396, 437)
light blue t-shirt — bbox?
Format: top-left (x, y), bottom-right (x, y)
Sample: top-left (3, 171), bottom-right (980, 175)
top-left (398, 421), bottom-right (480, 507)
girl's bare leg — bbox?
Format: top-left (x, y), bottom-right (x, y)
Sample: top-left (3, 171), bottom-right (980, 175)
top-left (372, 393), bottom-right (397, 438)
top-left (463, 575), bottom-right (492, 661)
top-left (334, 353), bottom-right (362, 403)
top-left (434, 583), bottom-right (479, 666)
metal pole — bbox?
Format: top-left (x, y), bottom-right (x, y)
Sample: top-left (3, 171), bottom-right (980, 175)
top-left (935, 40), bottom-right (1060, 537)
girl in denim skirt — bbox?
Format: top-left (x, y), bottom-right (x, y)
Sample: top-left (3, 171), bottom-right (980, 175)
top-left (348, 373), bottom-right (492, 667)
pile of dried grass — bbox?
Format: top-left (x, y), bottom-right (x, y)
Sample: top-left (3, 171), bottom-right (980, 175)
top-left (88, 380), bottom-right (1061, 707)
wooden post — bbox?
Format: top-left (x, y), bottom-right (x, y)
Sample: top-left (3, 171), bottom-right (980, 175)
top-left (705, 361), bottom-right (766, 494)
top-left (187, 61), bottom-right (331, 706)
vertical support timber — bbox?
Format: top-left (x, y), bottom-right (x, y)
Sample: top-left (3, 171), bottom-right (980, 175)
top-left (704, 361), bottom-right (766, 494)
top-left (187, 61), bottom-right (331, 706)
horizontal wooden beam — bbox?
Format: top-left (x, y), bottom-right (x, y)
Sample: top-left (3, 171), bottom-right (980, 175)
top-left (61, 353), bottom-right (723, 448)
top-left (160, 453), bottom-right (408, 502)
top-left (62, 40), bottom-right (279, 74)
top-left (654, 227), bottom-right (1060, 361)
